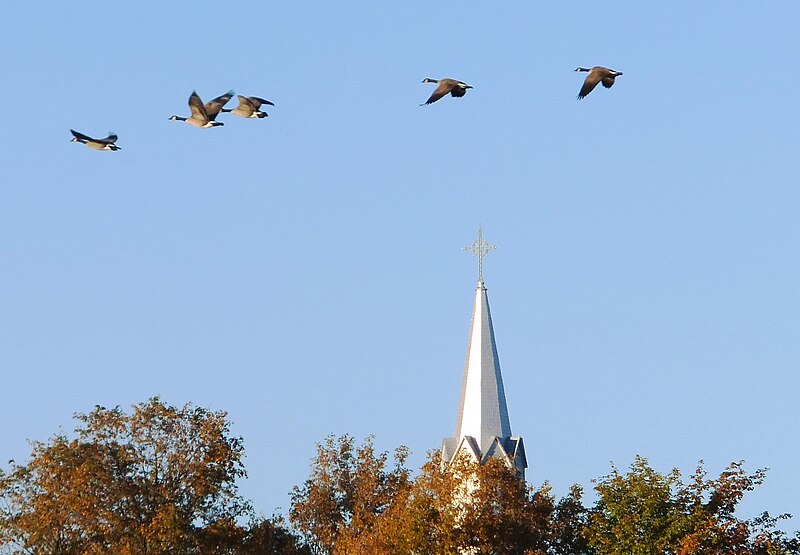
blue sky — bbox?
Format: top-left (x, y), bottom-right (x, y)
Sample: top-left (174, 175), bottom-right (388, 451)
top-left (2, 1), bottom-right (799, 531)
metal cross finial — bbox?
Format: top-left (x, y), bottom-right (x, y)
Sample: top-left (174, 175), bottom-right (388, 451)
top-left (463, 225), bottom-right (497, 284)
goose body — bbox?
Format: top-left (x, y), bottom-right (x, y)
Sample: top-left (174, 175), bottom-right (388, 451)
top-left (170, 90), bottom-right (234, 127)
top-left (70, 129), bottom-right (121, 151)
top-left (222, 95), bottom-right (274, 118)
top-left (575, 66), bottom-right (622, 99)
top-left (420, 78), bottom-right (472, 106)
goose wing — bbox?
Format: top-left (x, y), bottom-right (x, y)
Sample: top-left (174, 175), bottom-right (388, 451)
top-left (70, 129), bottom-right (93, 143)
top-left (423, 80), bottom-right (455, 105)
top-left (205, 90), bottom-right (234, 120)
top-left (450, 86), bottom-right (467, 98)
top-left (235, 95), bottom-right (256, 115)
top-left (577, 70), bottom-right (602, 99)
top-left (248, 96), bottom-right (274, 108)
top-left (601, 75), bottom-right (616, 89)
top-left (103, 133), bottom-right (118, 144)
top-left (188, 92), bottom-right (209, 122)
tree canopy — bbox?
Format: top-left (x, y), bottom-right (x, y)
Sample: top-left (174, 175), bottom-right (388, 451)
top-left (0, 398), bottom-right (306, 555)
top-left (289, 434), bottom-right (410, 554)
top-left (586, 456), bottom-right (799, 555)
top-left (289, 442), bottom-right (799, 555)
top-left (3, 405), bottom-right (798, 555)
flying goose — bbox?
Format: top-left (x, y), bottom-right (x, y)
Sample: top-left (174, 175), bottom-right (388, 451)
top-left (420, 78), bottom-right (472, 106)
top-left (222, 95), bottom-right (274, 118)
top-left (575, 67), bottom-right (623, 100)
top-left (70, 129), bottom-right (121, 151)
top-left (169, 90), bottom-right (234, 127)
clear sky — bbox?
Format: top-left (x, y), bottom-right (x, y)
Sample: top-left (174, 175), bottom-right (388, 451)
top-left (2, 1), bottom-right (798, 531)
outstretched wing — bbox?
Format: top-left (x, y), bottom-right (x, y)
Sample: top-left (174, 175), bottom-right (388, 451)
top-left (450, 87), bottom-right (466, 98)
top-left (577, 73), bottom-right (601, 99)
top-left (188, 91), bottom-right (209, 121)
top-left (422, 81), bottom-right (453, 105)
top-left (103, 133), bottom-right (119, 143)
top-left (205, 90), bottom-right (234, 120)
top-left (248, 96), bottom-right (274, 108)
top-left (70, 129), bottom-right (93, 142)
top-left (236, 95), bottom-right (256, 114)
top-left (601, 76), bottom-right (616, 89)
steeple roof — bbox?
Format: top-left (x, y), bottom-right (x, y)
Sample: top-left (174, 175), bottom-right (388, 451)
top-left (453, 280), bottom-right (512, 454)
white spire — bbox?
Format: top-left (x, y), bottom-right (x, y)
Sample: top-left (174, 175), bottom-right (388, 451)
top-left (453, 281), bottom-right (512, 453)
top-left (441, 228), bottom-right (527, 477)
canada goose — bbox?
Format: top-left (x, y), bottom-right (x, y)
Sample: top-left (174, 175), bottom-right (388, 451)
top-left (575, 67), bottom-right (622, 100)
top-left (222, 95), bottom-right (274, 119)
top-left (169, 90), bottom-right (234, 127)
top-left (70, 129), bottom-right (121, 151)
top-left (420, 78), bottom-right (472, 106)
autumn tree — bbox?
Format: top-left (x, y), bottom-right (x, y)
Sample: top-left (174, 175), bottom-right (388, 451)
top-left (585, 456), bottom-right (799, 555)
top-left (453, 455), bottom-right (554, 555)
top-left (0, 398), bottom-right (256, 555)
top-left (288, 435), bottom-right (410, 555)
top-left (332, 452), bottom-right (460, 555)
top-left (337, 451), bottom-right (594, 555)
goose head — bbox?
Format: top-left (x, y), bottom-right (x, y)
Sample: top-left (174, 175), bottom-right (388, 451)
top-left (421, 78), bottom-right (439, 84)
top-left (575, 67), bottom-right (591, 72)
top-left (169, 115), bottom-right (185, 121)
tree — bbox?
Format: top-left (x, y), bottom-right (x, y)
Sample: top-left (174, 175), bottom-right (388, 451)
top-left (288, 435), bottom-right (410, 555)
top-left (237, 516), bottom-right (311, 555)
top-left (550, 485), bottom-right (595, 555)
top-left (585, 456), bottom-right (799, 555)
top-left (193, 516), bottom-right (311, 555)
top-left (338, 451), bottom-right (592, 555)
top-left (453, 455), bottom-right (554, 555)
top-left (333, 451), bottom-right (460, 555)
top-left (0, 398), bottom-right (252, 555)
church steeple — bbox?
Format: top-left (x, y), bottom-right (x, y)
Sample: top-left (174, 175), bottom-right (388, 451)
top-left (453, 280), bottom-right (512, 451)
top-left (441, 227), bottom-right (527, 477)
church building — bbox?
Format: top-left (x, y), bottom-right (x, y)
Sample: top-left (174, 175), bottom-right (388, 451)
top-left (441, 227), bottom-right (527, 478)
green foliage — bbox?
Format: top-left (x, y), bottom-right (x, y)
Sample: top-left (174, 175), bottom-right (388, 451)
top-left (587, 456), bottom-right (688, 554)
top-left (585, 456), bottom-right (798, 555)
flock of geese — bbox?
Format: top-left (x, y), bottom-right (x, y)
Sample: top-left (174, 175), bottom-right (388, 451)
top-left (69, 66), bottom-right (622, 152)
top-left (169, 91), bottom-right (274, 128)
top-left (69, 91), bottom-right (275, 151)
